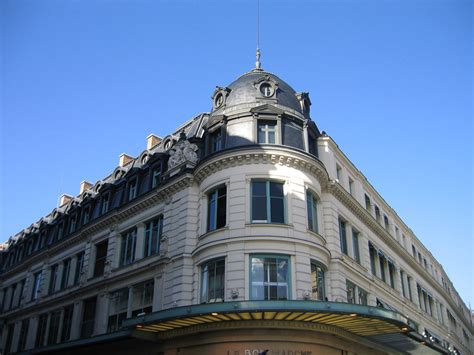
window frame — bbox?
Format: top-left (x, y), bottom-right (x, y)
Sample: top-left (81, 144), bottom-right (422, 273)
top-left (200, 258), bottom-right (226, 304)
top-left (257, 120), bottom-right (278, 144)
top-left (310, 261), bottom-right (326, 301)
top-left (338, 218), bottom-right (348, 255)
top-left (249, 254), bottom-right (291, 301)
top-left (250, 180), bottom-right (286, 224)
top-left (207, 185), bottom-right (227, 232)
top-left (306, 190), bottom-right (319, 233)
top-left (144, 216), bottom-right (163, 257)
top-left (120, 228), bottom-right (137, 266)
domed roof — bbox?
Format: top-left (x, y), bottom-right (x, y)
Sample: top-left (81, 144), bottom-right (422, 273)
top-left (223, 70), bottom-right (303, 114)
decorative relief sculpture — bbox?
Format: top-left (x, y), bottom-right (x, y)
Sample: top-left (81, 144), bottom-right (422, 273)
top-left (168, 140), bottom-right (199, 169)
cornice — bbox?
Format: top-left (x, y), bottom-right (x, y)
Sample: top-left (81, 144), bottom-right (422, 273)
top-left (327, 181), bottom-right (473, 333)
top-left (0, 175), bottom-right (193, 280)
top-left (194, 146), bottom-right (329, 188)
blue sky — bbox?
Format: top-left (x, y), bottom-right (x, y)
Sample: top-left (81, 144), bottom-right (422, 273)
top-left (1, 0), bottom-right (472, 306)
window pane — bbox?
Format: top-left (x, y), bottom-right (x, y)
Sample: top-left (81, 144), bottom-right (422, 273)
top-left (251, 257), bottom-right (264, 300)
top-left (269, 182), bottom-right (283, 197)
top-left (270, 197), bottom-right (284, 223)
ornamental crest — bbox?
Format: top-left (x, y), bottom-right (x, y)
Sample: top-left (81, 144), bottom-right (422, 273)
top-left (167, 140), bottom-right (199, 170)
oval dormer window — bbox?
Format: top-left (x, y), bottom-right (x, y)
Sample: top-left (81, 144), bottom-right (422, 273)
top-left (214, 93), bottom-right (224, 108)
top-left (260, 83), bottom-right (274, 97)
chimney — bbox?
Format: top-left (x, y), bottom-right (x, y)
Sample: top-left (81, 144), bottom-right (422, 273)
top-left (147, 134), bottom-right (162, 150)
top-left (59, 194), bottom-right (73, 207)
top-left (119, 153), bottom-right (134, 167)
top-left (80, 181), bottom-right (93, 194)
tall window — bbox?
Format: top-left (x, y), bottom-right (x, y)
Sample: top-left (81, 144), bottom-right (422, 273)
top-left (108, 288), bottom-right (129, 333)
top-left (311, 262), bottom-right (325, 301)
top-left (61, 258), bottom-right (71, 290)
top-left (61, 305), bottom-right (74, 342)
top-left (339, 218), bottom-right (348, 255)
top-left (210, 129), bottom-right (223, 153)
top-left (306, 191), bottom-right (318, 233)
top-left (346, 280), bottom-right (356, 304)
top-left (127, 178), bottom-right (138, 201)
top-left (57, 222), bottom-right (64, 240)
top-left (144, 217), bottom-right (163, 257)
top-left (207, 186), bottom-right (226, 231)
top-left (18, 319), bottom-right (29, 351)
top-left (101, 194), bottom-right (109, 215)
top-left (81, 297), bottom-right (97, 338)
top-left (82, 206), bottom-right (90, 225)
top-left (250, 255), bottom-right (289, 300)
top-left (201, 258), bottom-right (225, 303)
top-left (251, 180), bottom-right (285, 223)
top-left (47, 310), bottom-right (61, 345)
top-left (94, 240), bottom-right (109, 277)
top-left (407, 275), bottom-right (413, 302)
top-left (379, 254), bottom-right (386, 282)
top-left (131, 280), bottom-right (154, 317)
top-left (31, 271), bottom-right (43, 301)
top-left (400, 270), bottom-right (407, 298)
top-left (364, 194), bottom-right (371, 211)
top-left (36, 313), bottom-right (48, 347)
top-left (257, 121), bottom-right (276, 144)
top-left (74, 251), bottom-right (85, 285)
top-left (384, 215), bottom-right (389, 230)
top-left (69, 215), bottom-right (77, 234)
top-left (374, 205), bottom-right (381, 222)
top-left (151, 165), bottom-right (162, 188)
top-left (388, 261), bottom-right (396, 288)
top-left (348, 177), bottom-right (354, 195)
top-left (121, 229), bottom-right (137, 266)
top-left (49, 264), bottom-right (58, 294)
top-left (352, 229), bottom-right (360, 263)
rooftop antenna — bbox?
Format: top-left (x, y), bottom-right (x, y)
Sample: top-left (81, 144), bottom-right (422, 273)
top-left (255, 0), bottom-right (262, 71)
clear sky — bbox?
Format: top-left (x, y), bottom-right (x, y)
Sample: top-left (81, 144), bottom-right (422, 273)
top-left (1, 0), bottom-right (472, 306)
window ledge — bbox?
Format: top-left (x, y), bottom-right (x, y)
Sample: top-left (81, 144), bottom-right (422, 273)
top-left (199, 226), bottom-right (229, 240)
top-left (245, 223), bottom-right (294, 228)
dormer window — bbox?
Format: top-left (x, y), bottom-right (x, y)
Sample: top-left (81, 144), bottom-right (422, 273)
top-left (260, 83), bottom-right (274, 97)
top-left (212, 86), bottom-right (231, 110)
top-left (82, 206), bottom-right (90, 225)
top-left (69, 215), bottom-right (77, 234)
top-left (128, 178), bottom-right (138, 201)
top-left (214, 93), bottom-right (224, 108)
top-left (151, 164), bottom-right (162, 189)
top-left (210, 129), bottom-right (222, 153)
top-left (101, 194), bottom-right (110, 215)
top-left (57, 222), bottom-right (64, 240)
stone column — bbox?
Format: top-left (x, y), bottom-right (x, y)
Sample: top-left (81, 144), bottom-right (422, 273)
top-left (109, 228), bottom-right (121, 269)
top-left (4, 286), bottom-right (13, 311)
top-left (85, 241), bottom-right (95, 279)
top-left (126, 286), bottom-right (134, 318)
top-left (359, 233), bottom-right (370, 272)
top-left (94, 293), bottom-right (109, 336)
top-left (26, 316), bottom-right (38, 350)
top-left (70, 301), bottom-right (83, 340)
top-left (10, 321), bottom-right (21, 353)
top-left (57, 308), bottom-right (65, 343)
top-left (56, 263), bottom-right (64, 291)
top-left (153, 275), bottom-right (164, 312)
top-left (43, 314), bottom-right (51, 346)
top-left (40, 263), bottom-right (49, 298)
top-left (395, 266), bottom-right (403, 294)
top-left (346, 226), bottom-right (354, 260)
top-left (408, 277), bottom-right (419, 308)
top-left (135, 223), bottom-right (146, 261)
top-left (68, 255), bottom-right (78, 287)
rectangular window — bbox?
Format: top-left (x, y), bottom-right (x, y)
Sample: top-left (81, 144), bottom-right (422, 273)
top-left (407, 275), bottom-right (413, 302)
top-left (306, 191), bottom-right (318, 233)
top-left (207, 186), bottom-right (227, 231)
top-left (379, 254), bottom-right (386, 282)
top-left (61, 258), bottom-right (71, 290)
top-left (201, 258), bottom-right (225, 303)
top-left (81, 296), bottom-right (97, 338)
top-left (348, 177), bottom-right (354, 195)
top-left (32, 271), bottom-right (43, 301)
top-left (94, 240), bottom-right (109, 277)
top-left (128, 179), bottom-right (138, 201)
top-left (336, 164), bottom-right (342, 181)
top-left (210, 129), bottom-right (223, 153)
top-left (120, 229), bottom-right (137, 266)
top-left (250, 255), bottom-right (289, 300)
top-left (374, 205), bottom-right (381, 222)
top-left (13, 279), bottom-right (25, 309)
top-left (47, 310), bottom-right (61, 345)
top-left (4, 323), bottom-right (14, 355)
top-left (36, 313), bottom-right (48, 347)
top-left (69, 215), bottom-right (77, 234)
top-left (358, 287), bottom-right (368, 305)
top-left (383, 215), bottom-right (389, 230)
top-left (151, 165), bottom-right (162, 188)
top-left (352, 229), bottom-right (360, 263)
top-left (18, 318), bottom-right (29, 351)
top-left (418, 252), bottom-right (422, 264)
top-left (49, 264), bottom-right (58, 294)
top-left (369, 242), bottom-right (377, 276)
top-left (257, 120), bottom-right (276, 144)
top-left (8, 284), bottom-right (16, 310)
top-left (346, 280), bottom-right (356, 304)
top-left (339, 218), bottom-right (348, 255)
top-left (61, 304), bottom-right (74, 342)
top-left (74, 251), bottom-right (85, 285)
top-left (144, 216), bottom-right (163, 257)
top-left (82, 206), bottom-right (90, 225)
top-left (107, 288), bottom-right (129, 333)
top-left (412, 244), bottom-right (416, 258)
top-left (311, 262), bottom-right (325, 301)
top-left (388, 261), bottom-right (395, 288)
top-left (101, 194), bottom-right (109, 215)
top-left (131, 280), bottom-right (154, 317)
top-left (57, 222), bottom-right (64, 240)
top-left (251, 181), bottom-right (285, 224)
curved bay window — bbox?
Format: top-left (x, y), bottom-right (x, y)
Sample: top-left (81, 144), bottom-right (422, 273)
top-left (250, 255), bottom-right (290, 300)
top-left (311, 262), bottom-right (325, 301)
top-left (251, 180), bottom-right (285, 223)
top-left (200, 258), bottom-right (225, 303)
top-left (207, 186), bottom-right (226, 232)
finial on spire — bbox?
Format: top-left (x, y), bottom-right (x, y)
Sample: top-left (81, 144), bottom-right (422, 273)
top-left (255, 48), bottom-right (262, 70)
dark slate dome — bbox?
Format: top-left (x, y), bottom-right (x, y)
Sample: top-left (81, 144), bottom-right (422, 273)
top-left (224, 70), bottom-right (303, 114)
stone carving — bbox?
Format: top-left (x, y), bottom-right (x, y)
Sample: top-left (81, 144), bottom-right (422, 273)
top-left (168, 140), bottom-right (199, 169)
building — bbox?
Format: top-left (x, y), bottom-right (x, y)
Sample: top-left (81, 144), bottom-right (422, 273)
top-left (0, 60), bottom-right (472, 355)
